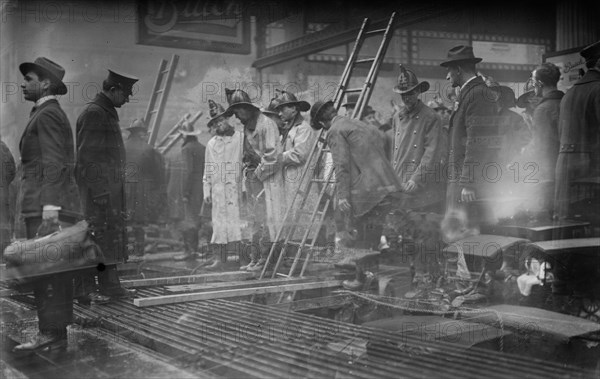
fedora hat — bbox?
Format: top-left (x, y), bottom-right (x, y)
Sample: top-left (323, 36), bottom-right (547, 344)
top-left (207, 99), bottom-right (228, 127)
top-left (393, 64), bottom-right (430, 94)
top-left (274, 90), bottom-right (311, 112)
top-left (178, 118), bottom-right (202, 136)
top-left (440, 45), bottom-right (482, 67)
top-left (106, 69), bottom-right (138, 96)
top-left (261, 97), bottom-right (282, 116)
top-left (225, 88), bottom-right (259, 114)
top-left (19, 57), bottom-right (68, 95)
top-left (342, 93), bottom-right (359, 108)
top-left (125, 118), bottom-right (148, 132)
top-left (580, 40), bottom-right (600, 63)
top-left (309, 100), bottom-right (334, 129)
top-left (490, 85), bottom-right (516, 108)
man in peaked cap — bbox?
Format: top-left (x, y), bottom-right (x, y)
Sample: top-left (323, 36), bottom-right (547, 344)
top-left (123, 118), bottom-right (166, 262)
top-left (275, 90), bottom-right (319, 235)
top-left (389, 64), bottom-right (444, 212)
top-left (226, 89), bottom-right (285, 272)
top-left (203, 100), bottom-right (246, 270)
top-left (14, 57), bottom-right (81, 351)
top-left (75, 69), bottom-right (139, 304)
top-left (554, 40), bottom-right (600, 222)
top-left (440, 45), bottom-right (500, 233)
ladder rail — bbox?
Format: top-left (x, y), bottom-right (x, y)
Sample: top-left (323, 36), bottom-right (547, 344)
top-left (146, 54), bottom-right (180, 147)
top-left (157, 111), bottom-right (203, 155)
top-left (255, 13), bottom-right (397, 303)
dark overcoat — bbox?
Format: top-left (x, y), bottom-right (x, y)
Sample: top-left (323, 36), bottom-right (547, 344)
top-left (75, 93), bottom-right (127, 263)
top-left (327, 115), bottom-right (402, 217)
top-left (1, 141), bottom-right (16, 253)
top-left (554, 69), bottom-right (600, 219)
top-left (446, 76), bottom-right (500, 211)
top-left (181, 137), bottom-right (205, 222)
top-left (530, 90), bottom-right (563, 182)
top-left (18, 99), bottom-right (80, 219)
top-left (124, 136), bottom-right (166, 224)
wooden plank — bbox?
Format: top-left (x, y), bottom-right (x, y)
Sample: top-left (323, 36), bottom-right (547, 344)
top-left (121, 271), bottom-right (254, 288)
top-left (165, 277), bottom-right (316, 293)
top-left (133, 280), bottom-right (342, 307)
top-left (465, 304), bottom-right (600, 342)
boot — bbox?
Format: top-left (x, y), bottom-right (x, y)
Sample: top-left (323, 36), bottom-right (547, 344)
top-left (13, 332), bottom-right (67, 353)
top-left (240, 241), bottom-right (260, 270)
top-left (173, 229), bottom-right (198, 261)
top-left (204, 244), bottom-right (226, 271)
top-left (342, 269), bottom-right (366, 291)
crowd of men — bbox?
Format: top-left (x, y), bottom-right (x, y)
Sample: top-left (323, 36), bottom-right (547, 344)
top-left (0, 40), bottom-right (599, 352)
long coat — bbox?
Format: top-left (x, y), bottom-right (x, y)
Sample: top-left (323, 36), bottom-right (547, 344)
top-left (282, 114), bottom-right (320, 210)
top-left (203, 131), bottom-right (245, 244)
top-left (245, 113), bottom-right (285, 239)
top-left (389, 101), bottom-right (444, 208)
top-left (19, 99), bottom-right (80, 220)
top-left (530, 90), bottom-right (563, 182)
top-left (75, 93), bottom-right (127, 263)
top-left (181, 137), bottom-right (205, 223)
top-left (446, 76), bottom-right (500, 212)
top-left (1, 141), bottom-right (16, 252)
top-left (124, 135), bottom-right (166, 224)
top-left (554, 69), bottom-right (600, 219)
top-left (327, 115), bottom-right (402, 218)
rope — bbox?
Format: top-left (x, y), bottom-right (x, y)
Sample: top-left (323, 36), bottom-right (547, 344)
top-left (337, 290), bottom-right (505, 352)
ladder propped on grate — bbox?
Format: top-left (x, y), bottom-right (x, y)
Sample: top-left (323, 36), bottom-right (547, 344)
top-left (256, 12), bottom-right (397, 303)
top-left (154, 111), bottom-right (203, 155)
top-left (145, 54), bottom-right (179, 147)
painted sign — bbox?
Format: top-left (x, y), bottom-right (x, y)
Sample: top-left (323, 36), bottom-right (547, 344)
top-left (138, 0), bottom-right (251, 54)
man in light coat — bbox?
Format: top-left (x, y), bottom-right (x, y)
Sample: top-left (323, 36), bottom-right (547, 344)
top-left (225, 89), bottom-right (285, 272)
top-left (389, 65), bottom-right (444, 212)
top-left (202, 100), bottom-right (245, 270)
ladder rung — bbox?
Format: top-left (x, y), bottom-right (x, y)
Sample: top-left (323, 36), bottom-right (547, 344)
top-left (344, 88), bottom-right (362, 93)
top-left (149, 109), bottom-right (158, 114)
top-left (155, 89), bottom-right (165, 94)
top-left (160, 69), bottom-right (170, 74)
top-left (322, 148), bottom-right (331, 153)
top-left (355, 58), bottom-right (375, 64)
top-left (365, 28), bottom-right (386, 36)
top-left (311, 178), bottom-right (336, 184)
top-left (276, 273), bottom-right (290, 278)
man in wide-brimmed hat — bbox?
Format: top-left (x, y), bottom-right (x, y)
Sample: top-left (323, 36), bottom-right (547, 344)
top-left (226, 88), bottom-right (285, 272)
top-left (123, 118), bottom-right (166, 262)
top-left (389, 64), bottom-right (444, 212)
top-left (14, 57), bottom-right (81, 352)
top-left (261, 97), bottom-right (285, 136)
top-left (440, 45), bottom-right (500, 229)
top-left (310, 100), bottom-right (403, 290)
top-left (555, 40), bottom-right (600, 222)
top-left (75, 68), bottom-right (139, 303)
top-left (274, 90), bottom-right (319, 234)
top-left (202, 100), bottom-right (246, 271)
top-left (170, 113), bottom-right (206, 261)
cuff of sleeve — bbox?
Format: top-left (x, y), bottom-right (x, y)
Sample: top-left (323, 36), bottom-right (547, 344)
top-left (43, 205), bottom-right (61, 211)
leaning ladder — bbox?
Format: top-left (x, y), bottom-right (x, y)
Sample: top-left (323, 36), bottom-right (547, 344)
top-left (145, 54), bottom-right (179, 147)
top-left (154, 111), bottom-right (203, 155)
top-left (256, 12), bottom-right (397, 303)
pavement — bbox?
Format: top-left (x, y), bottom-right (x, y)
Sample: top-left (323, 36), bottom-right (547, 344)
top-left (1, 297), bottom-right (206, 379)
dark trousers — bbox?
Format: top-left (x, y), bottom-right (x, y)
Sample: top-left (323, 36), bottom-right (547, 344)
top-left (25, 217), bottom-right (73, 338)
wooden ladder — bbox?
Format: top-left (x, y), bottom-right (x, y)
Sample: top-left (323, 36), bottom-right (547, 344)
top-left (145, 54), bottom-right (179, 147)
top-left (154, 111), bottom-right (203, 155)
top-left (256, 12), bottom-right (397, 303)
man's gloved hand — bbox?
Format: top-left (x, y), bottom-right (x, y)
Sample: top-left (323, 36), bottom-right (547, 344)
top-left (338, 198), bottom-right (351, 212)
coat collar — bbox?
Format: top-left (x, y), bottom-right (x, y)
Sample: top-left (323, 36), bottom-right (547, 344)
top-left (91, 92), bottom-right (119, 121)
top-left (458, 76), bottom-right (485, 103)
top-left (538, 89), bottom-right (564, 105)
top-left (398, 101), bottom-right (424, 119)
top-left (287, 113), bottom-right (305, 129)
top-left (574, 68), bottom-right (600, 85)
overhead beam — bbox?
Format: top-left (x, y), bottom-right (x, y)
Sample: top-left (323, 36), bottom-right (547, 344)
top-left (252, 5), bottom-right (457, 69)
top-left (133, 280), bottom-right (342, 307)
